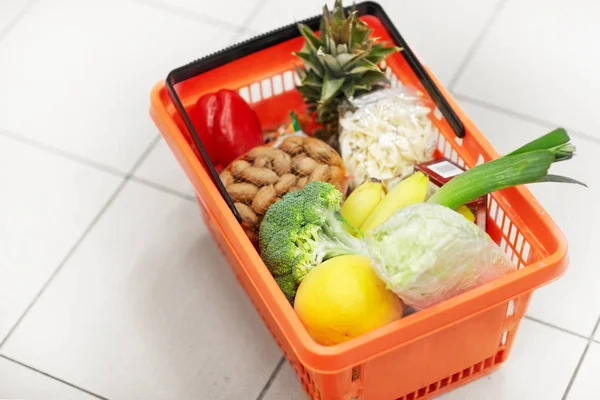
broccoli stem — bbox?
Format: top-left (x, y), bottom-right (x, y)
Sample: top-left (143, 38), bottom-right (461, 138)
top-left (319, 220), bottom-right (365, 259)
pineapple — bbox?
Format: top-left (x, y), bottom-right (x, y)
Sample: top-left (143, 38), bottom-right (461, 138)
top-left (294, 0), bottom-right (400, 148)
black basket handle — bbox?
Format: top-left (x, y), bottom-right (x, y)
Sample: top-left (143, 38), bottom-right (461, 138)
top-left (165, 1), bottom-right (465, 223)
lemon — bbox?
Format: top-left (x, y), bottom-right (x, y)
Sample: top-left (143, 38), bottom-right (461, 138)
top-left (294, 255), bottom-right (404, 346)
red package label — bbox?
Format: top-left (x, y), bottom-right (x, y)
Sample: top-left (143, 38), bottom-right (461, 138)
top-left (416, 158), bottom-right (487, 232)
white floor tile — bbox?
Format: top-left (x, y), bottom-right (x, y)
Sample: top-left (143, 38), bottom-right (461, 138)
top-left (0, 0), bottom-right (29, 33)
top-left (134, 139), bottom-right (195, 196)
top-left (454, 0), bottom-right (600, 138)
top-left (0, 0), bottom-right (235, 173)
top-left (262, 362), bottom-right (305, 400)
top-left (1, 181), bottom-right (282, 400)
top-left (0, 357), bottom-right (95, 400)
top-left (440, 319), bottom-right (585, 400)
top-left (247, 0), bottom-right (326, 32)
top-left (0, 135), bottom-right (121, 341)
top-left (229, 28), bottom-right (261, 45)
top-left (249, 0), bottom-right (501, 85)
top-left (459, 100), bottom-right (600, 336)
top-left (566, 343), bottom-right (600, 400)
top-left (154, 0), bottom-right (261, 27)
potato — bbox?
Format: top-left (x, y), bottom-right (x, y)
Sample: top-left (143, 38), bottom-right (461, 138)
top-left (246, 146), bottom-right (275, 161)
top-left (329, 165), bottom-right (344, 183)
top-left (219, 170), bottom-right (234, 188)
top-left (252, 185), bottom-right (278, 215)
top-left (309, 164), bottom-right (331, 182)
top-left (297, 177), bottom-right (308, 189)
top-left (253, 155), bottom-right (272, 168)
top-left (303, 137), bottom-right (342, 166)
top-left (279, 136), bottom-right (305, 155)
top-left (274, 174), bottom-right (297, 196)
top-left (231, 159), bottom-right (251, 178)
top-left (271, 149), bottom-right (292, 175)
top-left (228, 182), bottom-right (258, 203)
top-left (240, 167), bottom-right (279, 186)
top-left (293, 157), bottom-right (319, 176)
top-left (235, 202), bottom-right (259, 230)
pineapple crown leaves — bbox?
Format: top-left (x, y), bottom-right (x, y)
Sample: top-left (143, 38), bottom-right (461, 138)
top-left (293, 0), bottom-right (401, 126)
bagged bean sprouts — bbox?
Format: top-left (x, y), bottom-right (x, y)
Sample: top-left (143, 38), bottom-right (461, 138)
top-left (339, 87), bottom-right (438, 190)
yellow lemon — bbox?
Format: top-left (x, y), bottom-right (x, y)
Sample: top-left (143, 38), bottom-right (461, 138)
top-left (294, 255), bottom-right (404, 346)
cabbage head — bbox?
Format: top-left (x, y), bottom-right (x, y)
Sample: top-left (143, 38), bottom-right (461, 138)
top-left (363, 203), bottom-right (515, 310)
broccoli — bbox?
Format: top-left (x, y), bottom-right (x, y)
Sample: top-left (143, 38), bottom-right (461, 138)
top-left (259, 181), bottom-right (363, 301)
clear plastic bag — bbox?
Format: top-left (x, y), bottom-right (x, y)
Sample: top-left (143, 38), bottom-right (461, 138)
top-left (363, 203), bottom-right (516, 310)
top-left (338, 87), bottom-right (438, 190)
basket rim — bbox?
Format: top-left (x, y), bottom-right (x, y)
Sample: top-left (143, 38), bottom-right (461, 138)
top-left (150, 75), bottom-right (569, 373)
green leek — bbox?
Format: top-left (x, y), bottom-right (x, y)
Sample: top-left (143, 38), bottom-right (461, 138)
top-left (427, 128), bottom-right (586, 209)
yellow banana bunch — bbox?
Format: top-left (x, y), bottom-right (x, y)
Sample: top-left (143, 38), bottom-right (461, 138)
top-left (359, 172), bottom-right (430, 233)
top-left (340, 179), bottom-right (385, 233)
top-left (456, 205), bottom-right (475, 222)
top-left (341, 171), bottom-right (475, 236)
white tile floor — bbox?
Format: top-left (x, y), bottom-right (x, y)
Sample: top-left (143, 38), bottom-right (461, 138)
top-left (0, 0), bottom-right (598, 399)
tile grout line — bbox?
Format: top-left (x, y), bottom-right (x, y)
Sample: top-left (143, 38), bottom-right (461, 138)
top-left (561, 315), bottom-right (600, 400)
top-left (446, 0), bottom-right (509, 91)
top-left (227, 0), bottom-right (268, 44)
top-left (129, 175), bottom-right (197, 202)
top-left (0, 177), bottom-right (128, 350)
top-left (524, 315), bottom-right (588, 341)
top-left (256, 356), bottom-right (286, 400)
top-left (127, 0), bottom-right (245, 33)
top-left (0, 354), bottom-right (109, 400)
top-left (0, 134), bottom-right (161, 351)
top-left (0, 124), bottom-right (199, 203)
top-left (128, 134), bottom-right (163, 175)
top-left (0, 127), bottom-right (127, 178)
top-left (452, 92), bottom-right (600, 146)
top-left (0, 0), bottom-right (39, 44)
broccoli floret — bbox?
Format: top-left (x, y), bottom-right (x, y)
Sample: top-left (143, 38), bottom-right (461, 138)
top-left (261, 228), bottom-right (299, 276)
top-left (274, 274), bottom-right (297, 303)
top-left (259, 181), bottom-right (364, 301)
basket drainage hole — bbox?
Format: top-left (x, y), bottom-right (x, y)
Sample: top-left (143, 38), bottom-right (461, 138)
top-left (473, 362), bottom-right (483, 373)
top-left (451, 373), bottom-right (460, 383)
top-left (506, 300), bottom-right (516, 317)
top-left (406, 393), bottom-right (415, 400)
top-left (495, 350), bottom-right (505, 364)
top-left (428, 383), bottom-right (439, 393)
top-left (484, 357), bottom-right (494, 369)
top-left (462, 368), bottom-right (472, 378)
top-left (351, 366), bottom-right (361, 382)
top-left (440, 377), bottom-right (450, 388)
top-left (417, 387), bottom-right (427, 398)
top-left (501, 331), bottom-right (509, 346)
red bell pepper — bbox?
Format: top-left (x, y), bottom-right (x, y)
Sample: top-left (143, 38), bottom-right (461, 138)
top-left (191, 89), bottom-right (264, 168)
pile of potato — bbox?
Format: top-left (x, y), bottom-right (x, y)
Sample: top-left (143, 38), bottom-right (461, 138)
top-left (219, 136), bottom-right (347, 244)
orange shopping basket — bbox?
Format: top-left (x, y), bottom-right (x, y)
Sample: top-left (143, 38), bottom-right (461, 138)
top-left (149, 2), bottom-right (569, 399)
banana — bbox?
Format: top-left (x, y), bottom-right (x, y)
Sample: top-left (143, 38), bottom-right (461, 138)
top-left (456, 205), bottom-right (475, 222)
top-left (360, 172), bottom-right (429, 233)
top-left (340, 179), bottom-right (385, 233)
